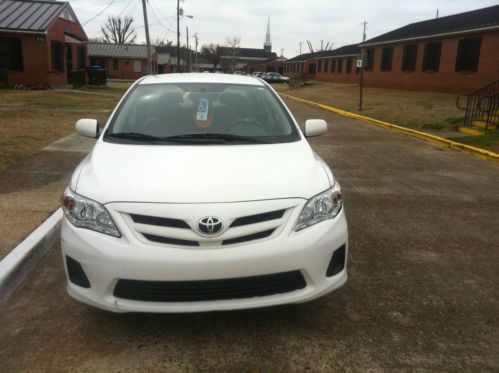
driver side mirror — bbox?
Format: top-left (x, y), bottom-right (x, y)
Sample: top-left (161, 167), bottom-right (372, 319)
top-left (304, 119), bottom-right (327, 137)
top-left (76, 119), bottom-right (100, 139)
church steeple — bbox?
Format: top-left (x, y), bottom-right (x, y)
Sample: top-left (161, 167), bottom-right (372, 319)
top-left (264, 16), bottom-right (272, 52)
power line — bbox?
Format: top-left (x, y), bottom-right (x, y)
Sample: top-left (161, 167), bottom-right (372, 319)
top-left (82, 0), bottom-right (114, 26)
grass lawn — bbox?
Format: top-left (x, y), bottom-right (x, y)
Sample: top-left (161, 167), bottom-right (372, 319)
top-left (0, 89), bottom-right (123, 171)
top-left (273, 82), bottom-right (499, 153)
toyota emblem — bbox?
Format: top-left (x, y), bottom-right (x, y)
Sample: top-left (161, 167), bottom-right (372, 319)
top-left (197, 216), bottom-right (223, 235)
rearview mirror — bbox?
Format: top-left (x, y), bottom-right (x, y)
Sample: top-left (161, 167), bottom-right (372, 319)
top-left (304, 119), bottom-right (327, 137)
top-left (76, 119), bottom-right (100, 138)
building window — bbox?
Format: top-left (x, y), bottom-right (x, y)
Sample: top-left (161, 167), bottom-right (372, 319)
top-left (76, 46), bottom-right (85, 69)
top-left (113, 58), bottom-right (119, 70)
top-left (51, 41), bottom-right (64, 72)
top-left (346, 58), bottom-right (352, 74)
top-left (318, 59), bottom-right (322, 73)
top-left (455, 37), bottom-right (481, 73)
top-left (365, 48), bottom-right (375, 70)
top-left (422, 42), bottom-right (441, 72)
top-left (337, 59), bottom-right (343, 73)
top-left (381, 46), bottom-right (393, 71)
top-left (402, 44), bottom-right (418, 71)
top-left (133, 60), bottom-right (142, 73)
top-left (330, 59), bottom-right (336, 73)
top-left (0, 37), bottom-right (23, 71)
top-left (324, 59), bottom-right (329, 73)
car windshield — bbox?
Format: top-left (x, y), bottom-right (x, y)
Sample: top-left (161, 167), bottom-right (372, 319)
top-left (105, 83), bottom-right (300, 145)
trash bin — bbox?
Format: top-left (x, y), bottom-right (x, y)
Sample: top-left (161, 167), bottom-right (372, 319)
top-left (0, 68), bottom-right (8, 89)
top-left (71, 69), bottom-right (87, 89)
top-left (87, 67), bottom-right (107, 86)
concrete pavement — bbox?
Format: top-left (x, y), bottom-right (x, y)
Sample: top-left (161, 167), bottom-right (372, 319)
top-left (0, 99), bottom-right (498, 371)
top-left (0, 134), bottom-right (95, 260)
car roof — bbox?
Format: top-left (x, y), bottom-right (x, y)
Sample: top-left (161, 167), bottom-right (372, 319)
top-left (138, 73), bottom-right (265, 86)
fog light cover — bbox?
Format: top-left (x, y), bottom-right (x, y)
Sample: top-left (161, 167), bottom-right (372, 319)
top-left (295, 182), bottom-right (342, 231)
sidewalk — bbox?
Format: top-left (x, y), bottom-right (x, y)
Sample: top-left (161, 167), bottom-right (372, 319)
top-left (0, 133), bottom-right (95, 260)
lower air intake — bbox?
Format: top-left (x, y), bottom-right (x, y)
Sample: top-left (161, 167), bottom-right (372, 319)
top-left (113, 270), bottom-right (306, 302)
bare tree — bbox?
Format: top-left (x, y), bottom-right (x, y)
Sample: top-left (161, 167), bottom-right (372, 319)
top-left (152, 37), bottom-right (173, 47)
top-left (101, 16), bottom-right (137, 44)
top-left (201, 43), bottom-right (221, 70)
top-left (225, 36), bottom-right (241, 72)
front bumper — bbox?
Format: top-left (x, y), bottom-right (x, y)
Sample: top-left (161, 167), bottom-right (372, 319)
top-left (61, 204), bottom-right (348, 313)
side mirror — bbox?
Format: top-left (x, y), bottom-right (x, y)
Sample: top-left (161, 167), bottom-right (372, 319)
top-left (76, 119), bottom-right (100, 138)
top-left (304, 119), bottom-right (327, 137)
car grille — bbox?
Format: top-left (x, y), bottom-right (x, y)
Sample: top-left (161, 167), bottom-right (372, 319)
top-left (126, 208), bottom-right (289, 248)
top-left (113, 270), bottom-right (306, 302)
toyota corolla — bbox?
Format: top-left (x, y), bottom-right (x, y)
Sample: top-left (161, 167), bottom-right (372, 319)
top-left (61, 73), bottom-right (348, 313)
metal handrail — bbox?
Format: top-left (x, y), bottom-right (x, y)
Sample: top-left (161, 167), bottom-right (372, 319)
top-left (456, 79), bottom-right (499, 129)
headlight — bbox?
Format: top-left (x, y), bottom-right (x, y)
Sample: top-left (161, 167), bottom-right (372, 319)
top-left (62, 186), bottom-right (120, 237)
top-left (295, 182), bottom-right (342, 231)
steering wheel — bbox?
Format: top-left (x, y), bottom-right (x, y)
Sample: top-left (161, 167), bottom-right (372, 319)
top-left (139, 117), bottom-right (164, 136)
top-left (224, 117), bottom-right (265, 134)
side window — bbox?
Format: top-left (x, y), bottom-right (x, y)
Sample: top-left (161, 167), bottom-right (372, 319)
top-left (422, 42), bottom-right (442, 72)
top-left (455, 37), bottom-right (481, 73)
top-left (346, 58), bottom-right (352, 74)
top-left (365, 48), bottom-right (375, 71)
top-left (381, 46), bottom-right (393, 71)
top-left (0, 37), bottom-right (23, 71)
top-left (402, 44), bottom-right (418, 72)
top-left (51, 41), bottom-right (64, 72)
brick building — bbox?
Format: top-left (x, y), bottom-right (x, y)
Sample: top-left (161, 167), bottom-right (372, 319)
top-left (284, 44), bottom-right (361, 84)
top-left (359, 4), bottom-right (499, 92)
top-left (283, 5), bottom-right (498, 93)
top-left (0, 0), bottom-right (87, 88)
top-left (87, 43), bottom-right (157, 79)
top-left (244, 56), bottom-right (287, 75)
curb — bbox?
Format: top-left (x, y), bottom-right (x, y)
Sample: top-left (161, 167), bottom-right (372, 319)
top-left (280, 93), bottom-right (499, 164)
top-left (0, 208), bottom-right (62, 306)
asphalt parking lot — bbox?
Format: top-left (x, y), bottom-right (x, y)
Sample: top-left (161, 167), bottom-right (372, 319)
top-left (1, 99), bottom-right (498, 371)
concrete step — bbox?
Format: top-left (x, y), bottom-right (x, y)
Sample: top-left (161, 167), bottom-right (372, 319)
top-left (458, 126), bottom-right (485, 136)
top-left (471, 120), bottom-right (497, 130)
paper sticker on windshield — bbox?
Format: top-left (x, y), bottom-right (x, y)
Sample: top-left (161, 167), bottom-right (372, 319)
top-left (196, 98), bottom-right (209, 121)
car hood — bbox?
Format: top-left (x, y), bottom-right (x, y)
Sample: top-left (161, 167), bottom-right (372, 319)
top-left (74, 140), bottom-right (332, 204)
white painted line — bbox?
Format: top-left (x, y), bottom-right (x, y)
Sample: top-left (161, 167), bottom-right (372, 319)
top-left (0, 208), bottom-right (62, 291)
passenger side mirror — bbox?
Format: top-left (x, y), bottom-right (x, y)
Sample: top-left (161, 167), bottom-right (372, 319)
top-left (304, 119), bottom-right (327, 137)
top-left (76, 119), bottom-right (100, 139)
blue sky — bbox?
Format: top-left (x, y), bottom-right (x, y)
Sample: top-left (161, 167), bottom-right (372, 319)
top-left (71, 0), bottom-right (499, 57)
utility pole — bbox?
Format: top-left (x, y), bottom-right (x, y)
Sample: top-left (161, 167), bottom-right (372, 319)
top-left (299, 41), bottom-right (303, 55)
top-left (176, 0), bottom-right (180, 72)
top-left (193, 33), bottom-right (199, 71)
top-left (359, 21), bottom-right (367, 111)
top-left (141, 0), bottom-right (152, 74)
top-left (186, 26), bottom-right (190, 72)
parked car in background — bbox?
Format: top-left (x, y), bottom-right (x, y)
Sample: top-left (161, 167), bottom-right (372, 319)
top-left (62, 73), bottom-right (348, 313)
top-left (263, 72), bottom-right (290, 83)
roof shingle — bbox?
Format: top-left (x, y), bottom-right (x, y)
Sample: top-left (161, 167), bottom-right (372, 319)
top-left (361, 4), bottom-right (499, 46)
top-left (87, 43), bottom-right (155, 59)
top-left (0, 0), bottom-right (71, 32)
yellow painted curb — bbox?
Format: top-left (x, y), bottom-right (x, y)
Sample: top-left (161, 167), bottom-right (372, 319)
top-left (280, 92), bottom-right (499, 164)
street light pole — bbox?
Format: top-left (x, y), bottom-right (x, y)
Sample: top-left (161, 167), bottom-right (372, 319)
top-left (194, 33), bottom-right (199, 71)
top-left (176, 0), bottom-right (180, 72)
top-left (359, 21), bottom-right (367, 111)
top-left (141, 0), bottom-right (152, 74)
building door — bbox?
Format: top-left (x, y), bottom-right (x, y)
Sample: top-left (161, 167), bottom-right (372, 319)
top-left (66, 45), bottom-right (73, 83)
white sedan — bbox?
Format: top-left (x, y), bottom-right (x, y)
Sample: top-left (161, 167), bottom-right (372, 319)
top-left (61, 73), bottom-right (348, 313)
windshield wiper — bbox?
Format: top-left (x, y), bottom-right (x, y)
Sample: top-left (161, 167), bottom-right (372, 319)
top-left (105, 132), bottom-right (163, 142)
top-left (162, 133), bottom-right (270, 144)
